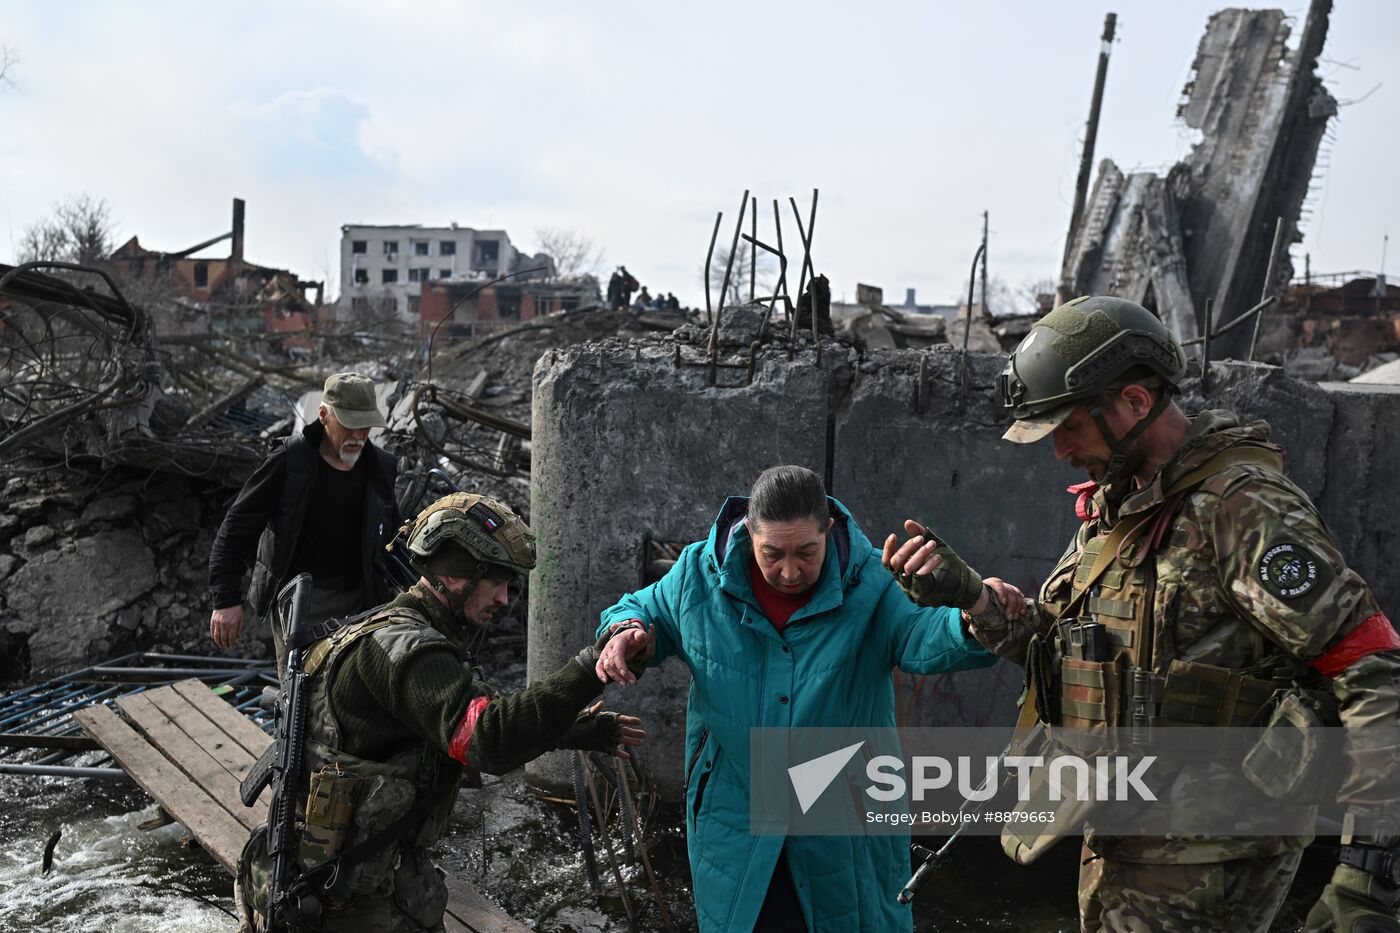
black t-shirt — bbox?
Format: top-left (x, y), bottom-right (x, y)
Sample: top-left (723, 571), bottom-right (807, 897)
top-left (289, 453), bottom-right (367, 587)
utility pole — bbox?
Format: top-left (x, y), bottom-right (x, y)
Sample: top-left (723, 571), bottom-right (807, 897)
top-left (1059, 12), bottom-right (1118, 300)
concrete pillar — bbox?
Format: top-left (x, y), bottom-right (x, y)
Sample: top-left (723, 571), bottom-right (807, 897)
top-left (526, 328), bottom-right (839, 797)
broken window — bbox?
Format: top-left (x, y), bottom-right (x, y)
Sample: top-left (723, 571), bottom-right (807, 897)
top-left (413, 240), bottom-right (430, 256)
top-left (440, 241), bottom-right (456, 256)
top-left (352, 240), bottom-right (367, 254)
top-left (498, 291), bottom-right (521, 320)
top-left (408, 268), bottom-right (428, 283)
top-left (351, 297), bottom-right (369, 313)
top-left (438, 268), bottom-right (452, 279)
top-left (193, 262), bottom-right (208, 288)
top-left (354, 268), bottom-right (369, 284)
top-left (382, 269), bottom-right (398, 284)
top-left (474, 240), bottom-right (500, 268)
top-left (378, 297), bottom-right (397, 314)
top-left (408, 296), bottom-right (421, 315)
top-left (383, 241), bottom-right (399, 257)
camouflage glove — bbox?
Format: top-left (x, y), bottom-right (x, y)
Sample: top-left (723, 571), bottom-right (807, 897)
top-left (557, 706), bottom-right (627, 752)
top-left (895, 535), bottom-right (984, 610)
top-left (1304, 864), bottom-right (1400, 933)
top-left (575, 622), bottom-right (649, 680)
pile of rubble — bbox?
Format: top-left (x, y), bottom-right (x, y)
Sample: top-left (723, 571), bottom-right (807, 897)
top-left (0, 260), bottom-right (694, 682)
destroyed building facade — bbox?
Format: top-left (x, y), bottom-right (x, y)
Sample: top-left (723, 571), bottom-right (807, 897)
top-left (1060, 0), bottom-right (1337, 355)
top-left (109, 197), bottom-right (326, 346)
top-left (337, 222), bottom-right (556, 322)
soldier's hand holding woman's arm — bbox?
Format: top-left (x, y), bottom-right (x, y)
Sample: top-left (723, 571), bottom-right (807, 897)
top-left (593, 621), bottom-right (656, 685)
top-left (882, 519), bottom-right (1027, 619)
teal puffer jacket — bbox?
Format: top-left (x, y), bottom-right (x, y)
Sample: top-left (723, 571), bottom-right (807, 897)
top-left (598, 496), bottom-right (995, 932)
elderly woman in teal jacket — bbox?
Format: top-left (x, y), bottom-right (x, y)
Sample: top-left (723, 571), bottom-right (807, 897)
top-left (594, 465), bottom-right (999, 932)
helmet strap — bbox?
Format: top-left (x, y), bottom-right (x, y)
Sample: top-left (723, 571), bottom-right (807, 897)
top-left (424, 566), bottom-right (484, 620)
top-left (1088, 389), bottom-right (1172, 491)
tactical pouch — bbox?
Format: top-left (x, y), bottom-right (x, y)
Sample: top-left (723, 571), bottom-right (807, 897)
top-left (1056, 656), bottom-right (1123, 755)
top-left (299, 764), bottom-right (362, 870)
top-left (1242, 688), bottom-right (1340, 800)
top-left (1158, 659), bottom-right (1279, 727)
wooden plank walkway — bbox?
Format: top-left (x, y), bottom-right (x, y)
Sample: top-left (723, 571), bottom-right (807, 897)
top-left (74, 677), bottom-right (530, 932)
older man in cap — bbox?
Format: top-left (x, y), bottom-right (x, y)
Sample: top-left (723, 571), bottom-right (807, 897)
top-left (209, 372), bottom-right (400, 670)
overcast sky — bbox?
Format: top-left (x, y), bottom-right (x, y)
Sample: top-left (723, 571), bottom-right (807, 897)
top-left (2, 1), bottom-right (1395, 311)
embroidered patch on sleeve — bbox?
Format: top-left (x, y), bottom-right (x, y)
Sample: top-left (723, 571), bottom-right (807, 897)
top-left (1258, 542), bottom-right (1320, 599)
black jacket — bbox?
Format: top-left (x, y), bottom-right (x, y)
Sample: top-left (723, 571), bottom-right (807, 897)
top-left (208, 420), bottom-right (399, 615)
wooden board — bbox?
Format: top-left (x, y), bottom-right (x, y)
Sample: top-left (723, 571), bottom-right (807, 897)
top-left (116, 692), bottom-right (262, 833)
top-left (73, 703), bottom-right (247, 873)
top-left (444, 874), bottom-right (535, 933)
top-left (77, 678), bottom-right (531, 932)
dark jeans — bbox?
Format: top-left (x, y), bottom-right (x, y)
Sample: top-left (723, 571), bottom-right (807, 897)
top-left (754, 848), bottom-right (806, 932)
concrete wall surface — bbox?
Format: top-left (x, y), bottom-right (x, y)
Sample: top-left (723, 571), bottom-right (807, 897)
top-left (527, 332), bottom-right (1400, 796)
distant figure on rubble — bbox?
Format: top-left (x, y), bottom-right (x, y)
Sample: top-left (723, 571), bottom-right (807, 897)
top-left (236, 493), bottom-right (646, 932)
top-left (794, 273), bottom-right (834, 338)
top-left (608, 265), bottom-right (638, 310)
top-left (592, 465), bottom-right (998, 932)
top-left (207, 372), bottom-right (399, 670)
top-left (665, 292), bottom-right (681, 312)
top-left (634, 286), bottom-right (652, 311)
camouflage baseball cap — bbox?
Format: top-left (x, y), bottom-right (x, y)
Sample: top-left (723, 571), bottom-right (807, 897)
top-left (321, 372), bottom-right (386, 430)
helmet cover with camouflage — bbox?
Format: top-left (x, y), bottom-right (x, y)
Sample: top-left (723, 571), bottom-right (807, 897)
top-left (999, 295), bottom-right (1187, 443)
top-left (397, 493), bottom-right (535, 610)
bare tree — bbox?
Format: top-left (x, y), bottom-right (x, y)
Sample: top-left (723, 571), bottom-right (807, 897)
top-left (18, 194), bottom-right (117, 267)
top-left (703, 245), bottom-right (778, 308)
top-left (0, 44), bottom-right (18, 89)
top-left (533, 228), bottom-right (605, 278)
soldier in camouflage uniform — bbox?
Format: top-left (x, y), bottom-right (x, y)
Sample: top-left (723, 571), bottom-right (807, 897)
top-left (883, 297), bottom-right (1400, 932)
top-left (236, 493), bottom-right (647, 932)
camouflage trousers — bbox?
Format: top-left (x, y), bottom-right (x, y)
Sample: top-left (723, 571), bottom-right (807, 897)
top-left (1077, 843), bottom-right (1303, 933)
top-left (237, 890), bottom-right (445, 933)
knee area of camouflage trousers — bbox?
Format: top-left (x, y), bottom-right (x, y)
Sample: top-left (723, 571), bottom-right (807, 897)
top-left (1077, 845), bottom-right (1303, 933)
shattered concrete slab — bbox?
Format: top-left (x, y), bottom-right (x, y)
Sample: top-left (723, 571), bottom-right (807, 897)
top-left (1061, 1), bottom-right (1337, 353)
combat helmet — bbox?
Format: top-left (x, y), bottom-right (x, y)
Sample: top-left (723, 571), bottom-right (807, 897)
top-left (396, 493), bottom-right (535, 609)
top-left (999, 296), bottom-right (1187, 483)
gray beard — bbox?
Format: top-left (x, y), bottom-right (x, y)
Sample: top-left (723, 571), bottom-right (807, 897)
top-left (338, 448), bottom-right (362, 467)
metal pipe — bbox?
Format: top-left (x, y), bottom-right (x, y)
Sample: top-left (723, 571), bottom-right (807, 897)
top-left (138, 653), bottom-right (271, 668)
top-left (963, 243), bottom-right (987, 354)
top-left (1247, 217), bottom-right (1288, 363)
top-left (750, 195), bottom-right (757, 303)
top-left (773, 199), bottom-right (788, 318)
top-left (703, 211), bottom-right (723, 326)
top-left (1060, 12), bottom-right (1118, 297)
top-left (0, 762), bottom-right (130, 780)
top-left (709, 190), bottom-right (750, 385)
top-left (1180, 295), bottom-right (1276, 346)
top-left (980, 210), bottom-right (990, 317)
top-left (1201, 297), bottom-right (1214, 395)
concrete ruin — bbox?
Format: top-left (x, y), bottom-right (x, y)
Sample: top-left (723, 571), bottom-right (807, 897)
top-left (525, 312), bottom-right (1400, 797)
top-left (1061, 1), bottom-right (1337, 354)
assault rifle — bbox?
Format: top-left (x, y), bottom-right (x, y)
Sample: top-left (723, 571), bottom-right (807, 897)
top-left (896, 724), bottom-right (1046, 905)
top-left (239, 572), bottom-right (321, 927)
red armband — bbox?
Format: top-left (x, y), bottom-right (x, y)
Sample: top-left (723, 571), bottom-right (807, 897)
top-left (448, 695), bottom-right (491, 766)
top-left (1310, 612), bottom-right (1400, 678)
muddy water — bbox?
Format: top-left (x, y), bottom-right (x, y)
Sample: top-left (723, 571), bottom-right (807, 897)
top-left (0, 766), bottom-right (1333, 932)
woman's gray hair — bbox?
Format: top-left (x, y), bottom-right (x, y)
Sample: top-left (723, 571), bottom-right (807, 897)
top-left (746, 465), bottom-right (830, 530)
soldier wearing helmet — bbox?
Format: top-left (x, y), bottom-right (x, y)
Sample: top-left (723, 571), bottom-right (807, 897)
top-left (884, 296), bottom-right (1400, 932)
top-left (237, 493), bottom-right (648, 932)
